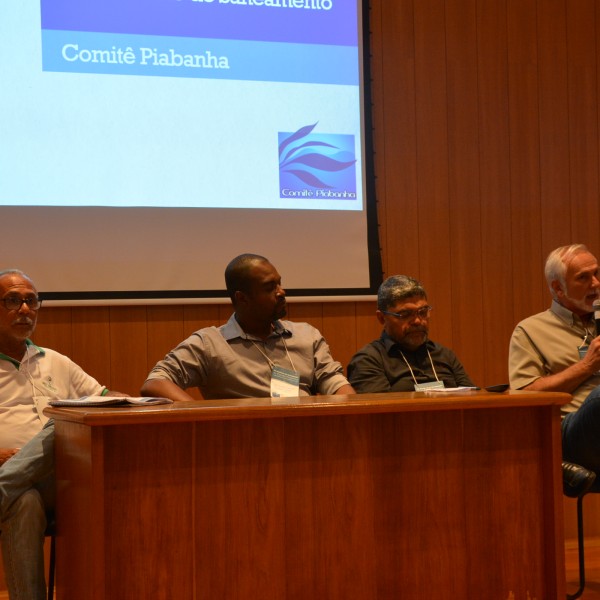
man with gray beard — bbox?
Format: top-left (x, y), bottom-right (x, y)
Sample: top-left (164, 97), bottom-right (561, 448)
top-left (509, 244), bottom-right (600, 474)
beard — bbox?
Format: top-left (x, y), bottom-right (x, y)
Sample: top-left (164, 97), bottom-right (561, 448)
top-left (563, 292), bottom-right (598, 315)
top-left (400, 327), bottom-right (428, 351)
top-left (11, 317), bottom-right (35, 338)
top-left (273, 299), bottom-right (287, 320)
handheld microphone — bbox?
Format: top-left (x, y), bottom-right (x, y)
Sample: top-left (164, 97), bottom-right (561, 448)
top-left (594, 298), bottom-right (600, 335)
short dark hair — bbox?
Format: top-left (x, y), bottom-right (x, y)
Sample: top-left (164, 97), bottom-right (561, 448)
top-left (224, 254), bottom-right (269, 302)
top-left (377, 275), bottom-right (427, 311)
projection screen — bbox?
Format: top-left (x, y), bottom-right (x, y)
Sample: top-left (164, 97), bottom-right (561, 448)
top-left (0, 0), bottom-right (381, 302)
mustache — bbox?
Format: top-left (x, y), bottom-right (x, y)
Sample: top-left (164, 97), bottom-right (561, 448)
top-left (407, 326), bottom-right (427, 334)
top-left (12, 317), bottom-right (34, 326)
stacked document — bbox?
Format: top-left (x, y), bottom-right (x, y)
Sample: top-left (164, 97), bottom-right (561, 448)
top-left (423, 387), bottom-right (479, 396)
top-left (49, 396), bottom-right (172, 407)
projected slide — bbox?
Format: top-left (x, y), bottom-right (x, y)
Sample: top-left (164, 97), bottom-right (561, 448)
top-left (0, 0), bottom-right (377, 298)
top-left (0, 0), bottom-right (363, 210)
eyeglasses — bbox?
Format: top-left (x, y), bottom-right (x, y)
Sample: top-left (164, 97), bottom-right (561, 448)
top-left (0, 296), bottom-right (42, 311)
top-left (381, 305), bottom-right (432, 321)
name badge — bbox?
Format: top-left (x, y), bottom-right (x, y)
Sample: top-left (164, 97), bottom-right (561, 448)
top-left (270, 365), bottom-right (300, 398)
top-left (579, 346), bottom-right (589, 360)
top-left (32, 395), bottom-right (51, 426)
top-left (414, 381), bottom-right (445, 392)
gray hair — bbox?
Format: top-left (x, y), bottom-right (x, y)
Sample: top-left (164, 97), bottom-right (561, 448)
top-left (377, 275), bottom-right (427, 311)
top-left (544, 244), bottom-right (589, 298)
top-left (0, 269), bottom-right (33, 283)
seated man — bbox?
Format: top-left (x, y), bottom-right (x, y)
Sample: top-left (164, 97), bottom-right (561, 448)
top-left (0, 269), bottom-right (125, 600)
top-left (141, 253), bottom-right (354, 401)
top-left (509, 243), bottom-right (600, 472)
top-left (347, 275), bottom-right (474, 392)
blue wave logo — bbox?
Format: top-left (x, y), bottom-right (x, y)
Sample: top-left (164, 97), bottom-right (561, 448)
top-left (278, 123), bottom-right (357, 200)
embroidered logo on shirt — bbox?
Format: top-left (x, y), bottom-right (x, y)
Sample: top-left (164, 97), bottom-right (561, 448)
top-left (41, 376), bottom-right (58, 394)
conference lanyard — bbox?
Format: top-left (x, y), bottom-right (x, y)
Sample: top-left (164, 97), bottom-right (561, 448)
top-left (400, 348), bottom-right (444, 391)
top-left (577, 324), bottom-right (596, 359)
top-left (250, 335), bottom-right (300, 397)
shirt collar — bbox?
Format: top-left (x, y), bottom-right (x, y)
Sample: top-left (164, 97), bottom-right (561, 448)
top-left (550, 299), bottom-right (593, 328)
top-left (0, 339), bottom-right (45, 368)
top-left (221, 313), bottom-right (291, 341)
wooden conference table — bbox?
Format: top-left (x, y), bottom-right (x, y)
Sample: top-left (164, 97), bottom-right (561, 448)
top-left (46, 389), bottom-right (569, 600)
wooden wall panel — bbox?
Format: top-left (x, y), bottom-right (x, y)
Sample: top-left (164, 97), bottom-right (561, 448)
top-left (568, 1), bottom-right (600, 246)
top-left (377, 0), bottom-right (420, 279)
top-left (445, 0), bottom-right (485, 382)
top-left (321, 302), bottom-right (358, 371)
top-left (287, 302), bottom-right (323, 333)
top-left (354, 301), bottom-right (382, 353)
top-left (108, 307), bottom-right (148, 395)
top-left (33, 307), bottom-right (73, 358)
top-left (507, 0), bottom-right (545, 322)
top-left (476, 0), bottom-right (514, 386)
top-left (71, 307), bottom-right (112, 387)
top-left (537, 0), bottom-right (571, 251)
top-left (183, 304), bottom-right (223, 337)
top-left (413, 0), bottom-right (453, 347)
top-left (146, 305), bottom-right (185, 374)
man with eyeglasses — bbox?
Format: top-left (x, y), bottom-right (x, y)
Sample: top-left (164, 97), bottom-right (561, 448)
top-left (347, 275), bottom-right (474, 392)
top-left (0, 269), bottom-right (125, 600)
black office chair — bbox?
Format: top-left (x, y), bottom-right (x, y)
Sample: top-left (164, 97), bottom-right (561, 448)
top-left (563, 462), bottom-right (598, 600)
top-left (44, 515), bottom-right (56, 600)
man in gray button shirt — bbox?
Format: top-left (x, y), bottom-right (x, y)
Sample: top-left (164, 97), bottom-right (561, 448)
top-left (142, 254), bottom-right (355, 401)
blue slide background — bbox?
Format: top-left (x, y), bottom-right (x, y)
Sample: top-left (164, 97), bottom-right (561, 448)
top-left (41, 30), bottom-right (358, 85)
